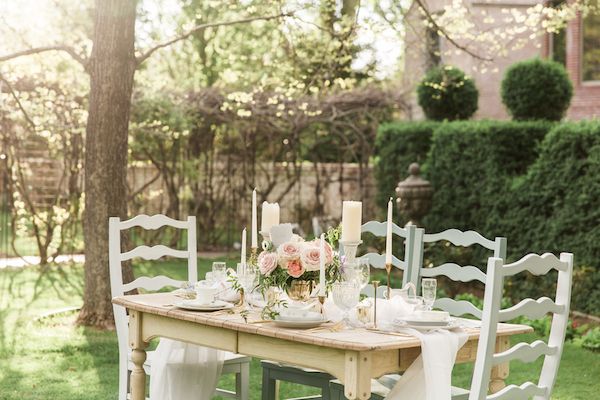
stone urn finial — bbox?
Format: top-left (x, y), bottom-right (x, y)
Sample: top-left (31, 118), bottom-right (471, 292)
top-left (395, 163), bottom-right (433, 227)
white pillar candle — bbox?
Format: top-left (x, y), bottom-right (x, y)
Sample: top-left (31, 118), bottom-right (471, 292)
top-left (319, 233), bottom-right (326, 296)
top-left (251, 188), bottom-right (258, 248)
top-left (341, 201), bottom-right (362, 242)
top-left (241, 228), bottom-right (247, 266)
top-left (385, 197), bottom-right (393, 265)
top-left (261, 201), bottom-right (280, 234)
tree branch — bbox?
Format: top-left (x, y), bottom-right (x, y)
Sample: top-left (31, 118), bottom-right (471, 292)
top-left (0, 45), bottom-right (88, 69)
top-left (413, 0), bottom-right (493, 62)
top-left (0, 72), bottom-right (36, 130)
top-left (135, 12), bottom-right (293, 67)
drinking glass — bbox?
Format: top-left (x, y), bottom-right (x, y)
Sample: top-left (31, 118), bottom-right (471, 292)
top-left (341, 260), bottom-right (359, 283)
top-left (237, 263), bottom-right (257, 309)
top-left (332, 281), bottom-right (361, 328)
top-left (421, 278), bottom-right (437, 311)
top-left (357, 257), bottom-right (370, 290)
top-left (212, 262), bottom-right (227, 283)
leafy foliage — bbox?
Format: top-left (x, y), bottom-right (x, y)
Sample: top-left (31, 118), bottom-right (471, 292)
top-left (581, 327), bottom-right (600, 352)
top-left (375, 120), bottom-right (600, 314)
top-left (417, 66), bottom-right (479, 121)
top-left (501, 58), bottom-right (573, 121)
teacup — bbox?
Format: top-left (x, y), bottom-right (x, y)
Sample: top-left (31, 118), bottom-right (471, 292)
top-left (195, 286), bottom-right (217, 305)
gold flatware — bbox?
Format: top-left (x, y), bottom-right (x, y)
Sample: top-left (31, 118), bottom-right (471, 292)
top-left (366, 328), bottom-right (414, 338)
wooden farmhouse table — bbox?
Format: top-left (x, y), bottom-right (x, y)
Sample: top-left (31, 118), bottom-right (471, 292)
top-left (113, 293), bottom-right (533, 400)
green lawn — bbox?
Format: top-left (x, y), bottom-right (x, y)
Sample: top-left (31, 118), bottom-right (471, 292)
top-left (0, 259), bottom-right (598, 400)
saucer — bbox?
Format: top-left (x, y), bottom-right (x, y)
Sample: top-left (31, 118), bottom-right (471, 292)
top-left (175, 299), bottom-right (233, 311)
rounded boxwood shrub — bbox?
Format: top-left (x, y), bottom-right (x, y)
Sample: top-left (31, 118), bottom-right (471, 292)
top-left (417, 65), bottom-right (479, 121)
top-left (501, 58), bottom-right (573, 121)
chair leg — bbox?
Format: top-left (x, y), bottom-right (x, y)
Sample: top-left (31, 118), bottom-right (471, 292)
top-left (262, 364), bottom-right (277, 400)
top-left (237, 361), bottom-right (250, 400)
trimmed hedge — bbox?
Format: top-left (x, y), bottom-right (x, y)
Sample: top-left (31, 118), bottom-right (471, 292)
top-left (501, 58), bottom-right (573, 121)
top-left (424, 120), bottom-right (551, 236)
top-left (374, 121), bottom-right (439, 213)
top-left (374, 120), bottom-right (600, 314)
top-left (417, 66), bottom-right (479, 121)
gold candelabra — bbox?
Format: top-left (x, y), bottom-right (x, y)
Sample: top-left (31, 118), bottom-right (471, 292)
top-left (372, 280), bottom-right (380, 329)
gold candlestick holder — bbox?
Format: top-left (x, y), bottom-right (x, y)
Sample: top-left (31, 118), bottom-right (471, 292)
top-left (318, 295), bottom-right (326, 315)
top-left (385, 263), bottom-right (392, 299)
top-left (372, 280), bottom-right (380, 329)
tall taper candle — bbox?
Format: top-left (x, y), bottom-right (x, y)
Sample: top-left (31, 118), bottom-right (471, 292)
top-left (319, 233), bottom-right (326, 296)
top-left (385, 197), bottom-right (393, 265)
top-left (241, 228), bottom-right (247, 267)
top-left (251, 188), bottom-right (258, 248)
top-left (341, 201), bottom-right (362, 242)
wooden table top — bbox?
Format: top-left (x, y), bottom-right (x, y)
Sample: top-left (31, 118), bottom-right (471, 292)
top-left (113, 293), bottom-right (533, 352)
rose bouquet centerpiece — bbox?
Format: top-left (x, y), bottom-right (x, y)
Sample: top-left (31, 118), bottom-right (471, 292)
top-left (256, 226), bottom-right (342, 300)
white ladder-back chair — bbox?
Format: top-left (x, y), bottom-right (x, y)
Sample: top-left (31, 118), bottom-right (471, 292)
top-left (469, 252), bottom-right (573, 400)
top-left (109, 214), bottom-right (250, 400)
top-left (412, 228), bottom-right (507, 319)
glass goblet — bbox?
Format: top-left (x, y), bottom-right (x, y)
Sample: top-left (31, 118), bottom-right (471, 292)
top-left (421, 278), bottom-right (437, 311)
top-left (357, 257), bottom-right (371, 290)
top-left (332, 281), bottom-right (361, 328)
top-left (212, 261), bottom-right (227, 284)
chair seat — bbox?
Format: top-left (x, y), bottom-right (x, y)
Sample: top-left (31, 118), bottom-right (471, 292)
top-left (262, 360), bottom-right (326, 374)
top-left (127, 349), bottom-right (249, 374)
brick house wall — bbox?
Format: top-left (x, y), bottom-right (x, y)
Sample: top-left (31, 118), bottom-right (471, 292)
top-left (404, 0), bottom-right (600, 120)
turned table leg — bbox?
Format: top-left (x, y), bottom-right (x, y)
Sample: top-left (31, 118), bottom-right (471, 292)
top-left (490, 336), bottom-right (510, 394)
top-left (344, 351), bottom-right (372, 400)
top-left (129, 310), bottom-right (149, 400)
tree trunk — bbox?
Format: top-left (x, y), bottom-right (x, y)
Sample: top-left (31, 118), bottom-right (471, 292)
top-left (77, 0), bottom-right (137, 329)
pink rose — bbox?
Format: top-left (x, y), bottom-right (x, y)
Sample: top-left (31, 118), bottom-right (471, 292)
top-left (300, 245), bottom-right (321, 271)
top-left (277, 242), bottom-right (301, 263)
top-left (301, 241), bottom-right (334, 271)
top-left (258, 251), bottom-right (278, 276)
top-left (287, 259), bottom-right (305, 278)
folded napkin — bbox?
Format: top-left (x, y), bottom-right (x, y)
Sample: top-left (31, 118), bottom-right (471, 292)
top-left (385, 328), bottom-right (468, 400)
top-left (150, 338), bottom-right (225, 400)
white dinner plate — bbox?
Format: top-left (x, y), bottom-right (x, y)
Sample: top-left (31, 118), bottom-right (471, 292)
top-left (394, 318), bottom-right (459, 331)
top-left (175, 300), bottom-right (234, 311)
top-left (273, 317), bottom-right (328, 329)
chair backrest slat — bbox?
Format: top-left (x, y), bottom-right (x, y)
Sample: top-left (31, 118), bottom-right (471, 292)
top-left (120, 245), bottom-right (190, 262)
top-left (434, 298), bottom-right (482, 319)
top-left (502, 252), bottom-right (568, 276)
top-left (119, 214), bottom-right (191, 230)
top-left (498, 297), bottom-right (565, 321)
top-left (492, 340), bottom-right (557, 366)
top-left (361, 252), bottom-right (405, 270)
top-left (486, 383), bottom-right (547, 400)
top-left (423, 229), bottom-right (497, 250)
top-left (468, 252), bottom-right (573, 400)
top-left (420, 262), bottom-right (486, 283)
top-left (122, 275), bottom-right (183, 293)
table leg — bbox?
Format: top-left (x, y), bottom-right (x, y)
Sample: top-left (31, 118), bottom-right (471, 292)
top-left (490, 336), bottom-right (510, 394)
top-left (344, 351), bottom-right (372, 400)
top-left (129, 310), bottom-right (149, 400)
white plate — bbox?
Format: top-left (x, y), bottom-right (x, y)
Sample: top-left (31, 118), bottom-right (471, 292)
top-left (175, 300), bottom-right (234, 311)
top-left (273, 317), bottom-right (328, 329)
top-left (401, 318), bottom-right (451, 327)
top-left (394, 318), bottom-right (459, 331)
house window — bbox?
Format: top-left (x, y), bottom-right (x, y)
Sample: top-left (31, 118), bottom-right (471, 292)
top-left (549, 0), bottom-right (566, 66)
top-left (583, 12), bottom-right (600, 81)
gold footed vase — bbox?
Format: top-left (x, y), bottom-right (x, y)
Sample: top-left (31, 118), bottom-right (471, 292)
top-left (286, 280), bottom-right (314, 301)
